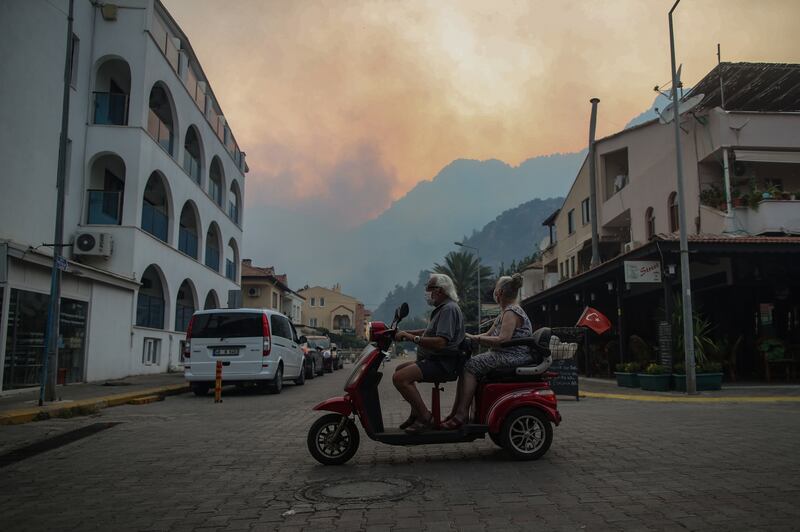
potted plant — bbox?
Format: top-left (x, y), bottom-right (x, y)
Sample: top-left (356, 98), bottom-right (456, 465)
top-left (699, 185), bottom-right (725, 210)
top-left (758, 338), bottom-right (785, 362)
top-left (638, 363), bottom-right (671, 391)
top-left (614, 362), bottom-right (641, 388)
top-left (731, 188), bottom-right (746, 207)
top-left (696, 361), bottom-right (723, 391)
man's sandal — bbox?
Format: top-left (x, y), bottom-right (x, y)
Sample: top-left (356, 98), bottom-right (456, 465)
top-left (404, 414), bottom-right (435, 434)
top-left (441, 415), bottom-right (466, 430)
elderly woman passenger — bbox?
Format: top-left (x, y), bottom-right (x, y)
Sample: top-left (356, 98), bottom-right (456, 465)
top-left (442, 273), bottom-right (532, 429)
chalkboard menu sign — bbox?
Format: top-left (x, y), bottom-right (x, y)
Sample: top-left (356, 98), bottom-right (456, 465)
top-left (658, 321), bottom-right (672, 371)
top-left (550, 357), bottom-right (579, 400)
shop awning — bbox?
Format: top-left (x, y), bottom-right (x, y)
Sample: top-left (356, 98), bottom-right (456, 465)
top-left (734, 150), bottom-right (800, 164)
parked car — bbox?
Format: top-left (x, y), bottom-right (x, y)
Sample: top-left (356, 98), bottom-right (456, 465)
top-left (301, 338), bottom-right (325, 379)
top-left (184, 308), bottom-right (307, 396)
top-left (305, 336), bottom-right (333, 373)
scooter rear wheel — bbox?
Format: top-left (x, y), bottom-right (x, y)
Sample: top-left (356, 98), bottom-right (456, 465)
top-left (500, 407), bottom-right (553, 461)
top-left (308, 414), bottom-right (360, 465)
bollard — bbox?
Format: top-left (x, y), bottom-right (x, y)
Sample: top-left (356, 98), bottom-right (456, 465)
top-left (214, 360), bottom-right (222, 403)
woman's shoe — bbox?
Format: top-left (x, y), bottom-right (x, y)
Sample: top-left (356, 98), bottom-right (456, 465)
top-left (441, 415), bottom-right (466, 430)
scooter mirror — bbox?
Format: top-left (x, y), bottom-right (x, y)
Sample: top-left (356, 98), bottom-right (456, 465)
top-left (398, 302), bottom-right (409, 320)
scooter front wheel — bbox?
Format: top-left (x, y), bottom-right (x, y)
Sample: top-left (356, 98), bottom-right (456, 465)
top-left (307, 413), bottom-right (360, 465)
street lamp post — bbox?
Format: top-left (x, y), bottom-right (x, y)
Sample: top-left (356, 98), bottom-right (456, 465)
top-left (668, 0), bottom-right (697, 394)
top-left (454, 242), bottom-right (480, 333)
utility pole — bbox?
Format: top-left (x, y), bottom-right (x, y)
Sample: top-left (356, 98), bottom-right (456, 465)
top-left (40, 0), bottom-right (75, 405)
top-left (668, 0), bottom-right (697, 394)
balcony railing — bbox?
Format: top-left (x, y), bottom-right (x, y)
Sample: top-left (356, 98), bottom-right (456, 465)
top-left (93, 92), bottom-right (129, 125)
top-left (142, 201), bottom-right (169, 242)
top-left (205, 247), bottom-right (220, 272)
top-left (183, 152), bottom-right (201, 184)
top-left (178, 227), bottom-right (198, 259)
top-left (147, 109), bottom-right (174, 155)
top-left (225, 259), bottom-right (236, 281)
top-left (228, 202), bottom-right (239, 224)
top-left (87, 190), bottom-right (122, 224)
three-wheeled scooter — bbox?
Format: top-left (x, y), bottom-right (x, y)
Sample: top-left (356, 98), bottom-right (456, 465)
top-left (307, 303), bottom-right (564, 465)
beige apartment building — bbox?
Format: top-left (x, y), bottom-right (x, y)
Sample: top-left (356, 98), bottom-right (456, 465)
top-left (240, 260), bottom-right (305, 324)
top-left (298, 284), bottom-right (366, 338)
top-left (524, 62), bottom-right (800, 381)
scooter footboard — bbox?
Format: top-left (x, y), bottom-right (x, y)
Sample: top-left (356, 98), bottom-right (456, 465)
top-left (313, 396), bottom-right (353, 417)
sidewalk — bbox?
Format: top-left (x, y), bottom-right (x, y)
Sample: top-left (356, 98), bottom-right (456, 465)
top-left (0, 373), bottom-right (188, 425)
top-left (578, 376), bottom-right (800, 402)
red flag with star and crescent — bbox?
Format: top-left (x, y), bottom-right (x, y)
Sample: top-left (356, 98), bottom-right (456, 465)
top-left (576, 307), bottom-right (612, 335)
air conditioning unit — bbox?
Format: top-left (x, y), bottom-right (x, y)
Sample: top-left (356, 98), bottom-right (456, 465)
top-left (73, 232), bottom-right (113, 257)
top-left (623, 241), bottom-right (640, 253)
top-left (247, 287), bottom-right (261, 297)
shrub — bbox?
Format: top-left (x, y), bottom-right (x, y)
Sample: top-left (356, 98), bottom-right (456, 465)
top-left (698, 361), bottom-right (722, 373)
top-left (644, 363), bottom-right (666, 375)
top-left (624, 361), bottom-right (641, 373)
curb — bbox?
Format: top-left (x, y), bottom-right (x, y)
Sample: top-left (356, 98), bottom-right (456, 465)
top-left (580, 390), bottom-right (800, 403)
top-left (0, 383), bottom-right (189, 425)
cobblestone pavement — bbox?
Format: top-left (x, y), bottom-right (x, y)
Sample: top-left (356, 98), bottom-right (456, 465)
top-left (2, 357), bottom-right (800, 532)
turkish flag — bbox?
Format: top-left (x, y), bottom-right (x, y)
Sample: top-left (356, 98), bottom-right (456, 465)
top-left (576, 307), bottom-right (612, 335)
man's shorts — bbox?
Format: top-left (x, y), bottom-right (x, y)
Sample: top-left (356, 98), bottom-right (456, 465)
top-left (416, 357), bottom-right (460, 382)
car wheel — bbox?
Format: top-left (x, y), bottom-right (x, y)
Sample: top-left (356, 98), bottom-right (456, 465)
top-left (317, 360), bottom-right (325, 376)
top-left (500, 408), bottom-right (553, 461)
top-left (270, 365), bottom-right (283, 394)
top-left (307, 360), bottom-right (316, 379)
top-left (294, 362), bottom-right (306, 385)
top-left (192, 383), bottom-right (210, 397)
top-left (307, 414), bottom-right (360, 466)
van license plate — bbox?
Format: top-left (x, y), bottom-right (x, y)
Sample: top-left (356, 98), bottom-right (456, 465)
top-left (213, 348), bottom-right (239, 356)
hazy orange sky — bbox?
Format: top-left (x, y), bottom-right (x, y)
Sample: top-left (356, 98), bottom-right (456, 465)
top-left (164, 0), bottom-right (800, 226)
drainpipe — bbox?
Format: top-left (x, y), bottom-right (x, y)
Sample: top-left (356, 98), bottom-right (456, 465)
top-left (588, 98), bottom-right (601, 267)
top-left (722, 147), bottom-right (734, 232)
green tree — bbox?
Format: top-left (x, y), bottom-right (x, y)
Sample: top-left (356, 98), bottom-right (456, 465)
top-left (433, 251), bottom-right (493, 330)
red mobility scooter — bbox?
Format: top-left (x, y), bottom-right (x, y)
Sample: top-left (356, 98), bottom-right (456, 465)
top-left (307, 303), bottom-right (563, 465)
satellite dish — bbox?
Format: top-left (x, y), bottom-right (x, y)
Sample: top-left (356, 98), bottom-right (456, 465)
top-left (657, 93), bottom-right (704, 124)
top-left (539, 236), bottom-right (551, 252)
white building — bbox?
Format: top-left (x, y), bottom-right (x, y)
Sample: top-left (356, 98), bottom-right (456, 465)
top-left (0, 0), bottom-right (247, 391)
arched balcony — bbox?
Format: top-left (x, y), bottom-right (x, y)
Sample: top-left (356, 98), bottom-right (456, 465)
top-left (147, 83), bottom-right (176, 156)
top-left (178, 202), bottom-right (200, 259)
top-left (205, 222), bottom-right (222, 273)
top-left (86, 153), bottom-right (125, 225)
top-left (142, 172), bottom-right (171, 243)
top-left (209, 156), bottom-right (225, 208)
top-left (136, 265), bottom-right (167, 329)
top-left (225, 239), bottom-right (239, 282)
top-left (175, 279), bottom-right (197, 332)
top-left (228, 180), bottom-right (241, 225)
top-left (93, 58), bottom-right (131, 125)
top-left (183, 125), bottom-right (203, 185)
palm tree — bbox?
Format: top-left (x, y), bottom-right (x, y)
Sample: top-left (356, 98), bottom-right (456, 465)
top-left (433, 251), bottom-right (493, 329)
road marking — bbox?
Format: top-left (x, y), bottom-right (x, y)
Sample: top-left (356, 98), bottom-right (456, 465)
top-left (580, 391), bottom-right (800, 403)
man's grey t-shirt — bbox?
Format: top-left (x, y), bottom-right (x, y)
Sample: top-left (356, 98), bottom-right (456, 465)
top-left (418, 299), bottom-right (465, 359)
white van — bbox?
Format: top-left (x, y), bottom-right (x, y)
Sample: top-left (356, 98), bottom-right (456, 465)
top-left (183, 308), bottom-right (307, 396)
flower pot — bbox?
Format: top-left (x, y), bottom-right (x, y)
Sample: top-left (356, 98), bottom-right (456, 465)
top-left (672, 374), bottom-right (686, 392)
top-left (697, 373), bottom-right (723, 391)
top-left (637, 373), bottom-right (671, 391)
top-left (615, 372), bottom-right (640, 388)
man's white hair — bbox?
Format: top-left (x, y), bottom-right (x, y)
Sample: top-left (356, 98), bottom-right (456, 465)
top-left (429, 273), bottom-right (459, 302)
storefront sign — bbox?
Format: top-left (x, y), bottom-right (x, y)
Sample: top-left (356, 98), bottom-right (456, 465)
top-left (623, 260), bottom-right (662, 283)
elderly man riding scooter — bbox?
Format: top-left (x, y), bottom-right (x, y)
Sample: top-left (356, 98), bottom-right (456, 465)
top-left (393, 273), bottom-right (465, 434)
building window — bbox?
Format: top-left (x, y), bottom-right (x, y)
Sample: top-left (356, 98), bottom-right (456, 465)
top-left (136, 266), bottom-right (166, 329)
top-left (142, 338), bottom-right (161, 365)
top-left (567, 209), bottom-right (575, 235)
top-left (570, 256), bottom-right (576, 277)
top-left (645, 207), bottom-right (655, 240)
top-left (183, 127), bottom-right (202, 184)
top-left (69, 34), bottom-right (79, 88)
top-left (178, 203), bottom-right (199, 259)
top-left (209, 157), bottom-right (224, 207)
top-left (141, 173), bottom-right (169, 243)
top-left (147, 84), bottom-right (175, 156)
top-left (603, 148), bottom-right (629, 199)
top-left (205, 224), bottom-right (221, 272)
top-left (272, 292), bottom-right (278, 309)
top-left (320, 297), bottom-right (325, 307)
top-left (310, 318), bottom-right (318, 327)
top-left (310, 297), bottom-right (316, 307)
top-left (175, 280), bottom-right (195, 332)
top-left (668, 192), bottom-right (679, 232)
top-left (581, 198), bottom-right (590, 225)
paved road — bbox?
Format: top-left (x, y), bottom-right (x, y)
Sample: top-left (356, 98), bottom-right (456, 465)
top-left (2, 357), bottom-right (800, 531)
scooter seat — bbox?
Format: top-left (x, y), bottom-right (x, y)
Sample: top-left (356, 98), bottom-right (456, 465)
top-left (484, 365), bottom-right (551, 383)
